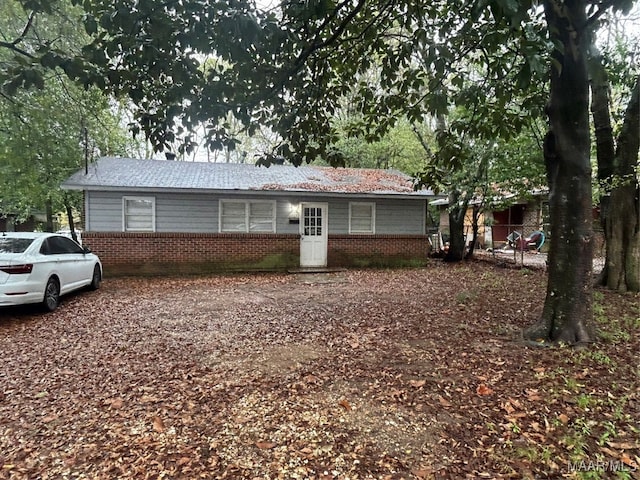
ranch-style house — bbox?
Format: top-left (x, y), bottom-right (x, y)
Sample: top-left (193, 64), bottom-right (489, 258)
top-left (62, 157), bottom-right (441, 275)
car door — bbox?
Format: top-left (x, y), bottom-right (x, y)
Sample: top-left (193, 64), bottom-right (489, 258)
top-left (43, 236), bottom-right (88, 292)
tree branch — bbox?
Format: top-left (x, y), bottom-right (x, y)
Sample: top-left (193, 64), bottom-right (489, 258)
top-left (0, 9), bottom-right (36, 57)
top-left (0, 40), bottom-right (35, 59)
top-left (12, 9), bottom-right (36, 46)
top-left (294, 0), bottom-right (368, 71)
top-left (584, 0), bottom-right (618, 32)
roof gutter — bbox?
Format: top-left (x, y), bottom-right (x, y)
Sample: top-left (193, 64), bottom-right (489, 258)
top-left (61, 184), bottom-right (444, 201)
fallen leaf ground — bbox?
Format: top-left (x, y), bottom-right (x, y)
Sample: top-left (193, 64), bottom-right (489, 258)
top-left (1, 261), bottom-right (638, 479)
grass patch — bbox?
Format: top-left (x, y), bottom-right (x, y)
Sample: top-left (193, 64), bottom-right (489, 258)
top-left (593, 290), bottom-right (634, 344)
top-left (350, 256), bottom-right (427, 268)
top-left (455, 288), bottom-right (479, 304)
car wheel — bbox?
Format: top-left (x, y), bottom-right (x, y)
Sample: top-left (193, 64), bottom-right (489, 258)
top-left (89, 264), bottom-right (101, 290)
top-left (43, 277), bottom-right (60, 312)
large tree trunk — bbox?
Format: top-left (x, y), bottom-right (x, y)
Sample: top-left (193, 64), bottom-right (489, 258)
top-left (602, 76), bottom-right (640, 292)
top-left (445, 192), bottom-right (467, 262)
top-left (524, 0), bottom-right (595, 344)
top-left (590, 49), bottom-right (640, 292)
top-left (588, 45), bottom-right (615, 269)
top-left (589, 48), bottom-right (616, 189)
top-left (64, 194), bottom-right (79, 244)
top-left (465, 204), bottom-right (481, 260)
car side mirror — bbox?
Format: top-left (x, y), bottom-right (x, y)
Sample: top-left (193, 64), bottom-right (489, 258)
top-left (83, 246), bottom-right (92, 254)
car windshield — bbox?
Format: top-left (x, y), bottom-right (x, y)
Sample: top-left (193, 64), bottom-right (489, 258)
top-left (0, 237), bottom-right (35, 253)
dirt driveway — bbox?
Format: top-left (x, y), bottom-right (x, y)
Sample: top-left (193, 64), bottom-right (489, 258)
top-left (1, 264), bottom-right (638, 479)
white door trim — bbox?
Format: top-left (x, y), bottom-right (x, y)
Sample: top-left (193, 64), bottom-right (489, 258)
top-left (299, 202), bottom-right (328, 267)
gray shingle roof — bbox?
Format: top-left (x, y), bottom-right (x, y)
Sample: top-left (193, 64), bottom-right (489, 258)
top-left (62, 157), bottom-right (437, 197)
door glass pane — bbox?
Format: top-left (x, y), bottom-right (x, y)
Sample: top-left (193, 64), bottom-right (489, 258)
top-left (57, 237), bottom-right (83, 254)
top-left (303, 206), bottom-right (325, 236)
top-left (302, 207), bottom-right (322, 236)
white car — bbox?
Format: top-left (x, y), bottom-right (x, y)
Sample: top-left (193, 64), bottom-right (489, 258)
top-left (0, 232), bottom-right (102, 311)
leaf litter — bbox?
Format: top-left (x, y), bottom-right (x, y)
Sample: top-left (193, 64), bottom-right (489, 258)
top-left (0, 262), bottom-right (638, 479)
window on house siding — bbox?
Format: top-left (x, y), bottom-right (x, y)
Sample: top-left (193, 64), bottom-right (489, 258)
top-left (220, 200), bottom-right (276, 233)
top-left (123, 197), bottom-right (155, 232)
top-left (249, 202), bottom-right (275, 232)
top-left (349, 202), bottom-right (375, 234)
top-left (220, 201), bottom-right (247, 232)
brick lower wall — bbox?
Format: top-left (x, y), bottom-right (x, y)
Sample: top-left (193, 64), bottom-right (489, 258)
top-left (328, 235), bottom-right (429, 267)
top-left (83, 232), bottom-right (430, 276)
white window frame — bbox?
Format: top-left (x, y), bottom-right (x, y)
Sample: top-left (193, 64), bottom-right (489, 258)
top-left (122, 196), bottom-right (156, 232)
top-left (219, 199), bottom-right (276, 233)
top-left (349, 202), bottom-right (376, 234)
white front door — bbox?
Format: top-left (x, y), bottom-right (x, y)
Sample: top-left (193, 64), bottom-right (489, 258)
top-left (300, 203), bottom-right (328, 267)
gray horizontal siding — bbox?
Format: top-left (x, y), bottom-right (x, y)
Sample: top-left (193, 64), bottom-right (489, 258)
top-left (85, 191), bottom-right (426, 235)
top-left (376, 199), bottom-right (425, 234)
top-left (87, 191), bottom-right (218, 233)
top-left (85, 192), bottom-right (122, 231)
top-left (156, 196), bottom-right (217, 232)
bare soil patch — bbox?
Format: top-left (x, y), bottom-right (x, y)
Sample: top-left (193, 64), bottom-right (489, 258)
top-left (1, 262), bottom-right (638, 479)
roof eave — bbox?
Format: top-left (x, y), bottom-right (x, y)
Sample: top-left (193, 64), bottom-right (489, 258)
top-left (62, 183), bottom-right (440, 199)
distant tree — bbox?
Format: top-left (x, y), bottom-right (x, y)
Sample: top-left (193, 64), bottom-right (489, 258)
top-left (589, 34), bottom-right (640, 293)
top-left (415, 117), bottom-right (546, 261)
top-left (327, 118), bottom-right (427, 174)
top-left (0, 0), bottom-right (138, 232)
top-left (0, 78), bottom-right (137, 232)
